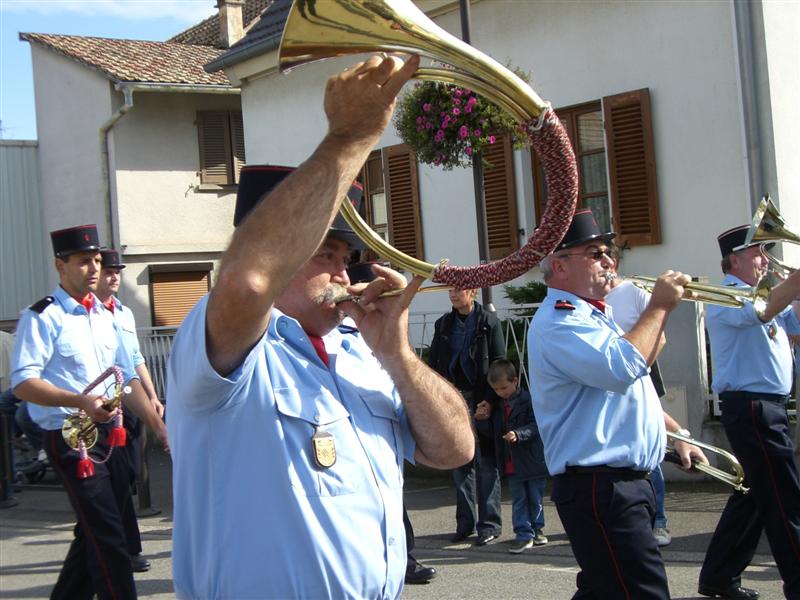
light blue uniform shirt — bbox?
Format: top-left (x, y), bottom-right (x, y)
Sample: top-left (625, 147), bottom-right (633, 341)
top-left (528, 289), bottom-right (666, 475)
top-left (108, 296), bottom-right (145, 367)
top-left (167, 296), bottom-right (416, 600)
top-left (11, 286), bottom-right (136, 430)
top-left (706, 274), bottom-right (800, 395)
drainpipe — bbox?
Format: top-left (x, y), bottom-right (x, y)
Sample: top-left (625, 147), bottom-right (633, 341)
top-left (100, 84), bottom-right (134, 248)
top-left (732, 0), bottom-right (776, 215)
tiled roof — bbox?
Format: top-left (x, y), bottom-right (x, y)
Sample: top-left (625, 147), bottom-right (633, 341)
top-left (169, 0), bottom-right (273, 47)
top-left (19, 33), bottom-right (232, 86)
top-left (205, 0), bottom-right (290, 72)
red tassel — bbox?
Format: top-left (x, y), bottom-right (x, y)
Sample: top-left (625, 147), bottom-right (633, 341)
top-left (76, 442), bottom-right (95, 479)
top-left (108, 413), bottom-right (126, 447)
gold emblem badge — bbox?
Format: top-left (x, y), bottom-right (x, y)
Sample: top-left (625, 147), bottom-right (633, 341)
top-left (312, 428), bottom-right (336, 468)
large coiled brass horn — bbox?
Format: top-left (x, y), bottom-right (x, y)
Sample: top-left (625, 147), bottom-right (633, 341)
top-left (279, 0), bottom-right (577, 287)
top-left (665, 431), bottom-right (748, 493)
top-left (62, 366), bottom-right (130, 451)
top-left (745, 195), bottom-right (799, 276)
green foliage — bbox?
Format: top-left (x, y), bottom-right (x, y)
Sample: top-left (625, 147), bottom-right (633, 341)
top-left (502, 281), bottom-right (548, 315)
top-left (393, 70), bottom-right (532, 170)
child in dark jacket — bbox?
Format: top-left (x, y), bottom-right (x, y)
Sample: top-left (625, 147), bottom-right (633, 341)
top-left (488, 359), bottom-right (549, 553)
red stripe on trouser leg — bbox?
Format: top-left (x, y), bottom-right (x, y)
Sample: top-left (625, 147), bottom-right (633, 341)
top-left (590, 473), bottom-right (631, 600)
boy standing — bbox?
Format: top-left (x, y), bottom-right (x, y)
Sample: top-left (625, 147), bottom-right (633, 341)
top-left (488, 359), bottom-right (549, 553)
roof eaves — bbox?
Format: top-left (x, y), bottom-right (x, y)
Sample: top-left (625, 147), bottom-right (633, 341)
top-left (20, 32), bottom-right (121, 85)
top-left (204, 34), bottom-right (280, 73)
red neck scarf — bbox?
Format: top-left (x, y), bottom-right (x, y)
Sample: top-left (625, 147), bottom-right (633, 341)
top-left (307, 333), bottom-right (330, 368)
top-left (103, 297), bottom-right (116, 313)
top-left (581, 297), bottom-right (607, 313)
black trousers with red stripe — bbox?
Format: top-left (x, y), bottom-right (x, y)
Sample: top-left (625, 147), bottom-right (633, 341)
top-left (700, 394), bottom-right (800, 599)
top-left (552, 470), bottom-right (669, 600)
top-left (44, 428), bottom-right (136, 600)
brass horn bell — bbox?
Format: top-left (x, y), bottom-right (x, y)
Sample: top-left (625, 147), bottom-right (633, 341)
top-left (745, 195), bottom-right (800, 276)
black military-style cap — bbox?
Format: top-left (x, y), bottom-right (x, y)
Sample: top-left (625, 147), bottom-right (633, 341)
top-left (346, 261), bottom-right (390, 283)
top-left (50, 224), bottom-right (101, 258)
top-left (556, 209), bottom-right (616, 251)
top-left (717, 224), bottom-right (773, 258)
top-left (233, 164), bottom-right (366, 250)
top-left (100, 248), bottom-right (126, 270)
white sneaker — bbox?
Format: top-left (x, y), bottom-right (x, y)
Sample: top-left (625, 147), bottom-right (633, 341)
top-left (653, 527), bottom-right (671, 546)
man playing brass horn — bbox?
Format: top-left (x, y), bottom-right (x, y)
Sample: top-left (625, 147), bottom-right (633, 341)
top-left (528, 209), bottom-right (707, 599)
top-left (166, 55), bottom-right (474, 600)
top-left (699, 225), bottom-right (800, 600)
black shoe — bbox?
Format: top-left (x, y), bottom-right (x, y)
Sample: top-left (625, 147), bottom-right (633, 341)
top-left (698, 582), bottom-right (759, 599)
top-left (449, 531), bottom-right (474, 543)
top-left (475, 533), bottom-right (497, 546)
top-left (130, 554), bottom-right (151, 573)
top-left (405, 559), bottom-right (436, 584)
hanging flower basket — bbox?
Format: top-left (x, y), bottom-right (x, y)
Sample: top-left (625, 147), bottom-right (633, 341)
top-left (394, 72), bottom-right (533, 170)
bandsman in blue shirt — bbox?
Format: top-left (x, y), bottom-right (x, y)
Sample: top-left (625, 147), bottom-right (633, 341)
top-left (167, 54), bottom-right (473, 600)
top-left (11, 224), bottom-right (166, 600)
top-left (528, 209), bottom-right (706, 599)
top-left (96, 248), bottom-right (168, 574)
top-left (699, 225), bottom-right (800, 600)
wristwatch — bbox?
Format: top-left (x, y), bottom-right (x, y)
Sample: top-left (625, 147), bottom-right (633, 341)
top-left (674, 428), bottom-right (691, 439)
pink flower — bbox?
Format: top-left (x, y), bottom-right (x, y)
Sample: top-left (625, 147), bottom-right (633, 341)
top-left (467, 96), bottom-right (477, 106)
top-left (465, 146), bottom-right (473, 155)
top-left (416, 116), bottom-right (423, 124)
top-left (425, 122), bottom-right (432, 129)
top-left (453, 98), bottom-right (461, 106)
top-left (441, 115), bottom-right (451, 128)
top-left (459, 125), bottom-right (469, 139)
top-left (454, 88), bottom-right (463, 97)
top-left (465, 105), bottom-right (472, 113)
top-left (489, 135), bottom-right (496, 144)
top-left (474, 129), bottom-right (481, 137)
top-left (423, 103), bottom-right (431, 112)
top-left (435, 130), bottom-right (445, 142)
top-left (452, 108), bottom-right (461, 116)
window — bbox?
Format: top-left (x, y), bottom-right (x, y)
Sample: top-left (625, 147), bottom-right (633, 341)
top-left (148, 263), bottom-right (212, 327)
top-left (532, 89), bottom-right (661, 246)
top-left (481, 133), bottom-right (520, 260)
top-left (197, 111), bottom-right (246, 185)
top-left (358, 143), bottom-right (424, 263)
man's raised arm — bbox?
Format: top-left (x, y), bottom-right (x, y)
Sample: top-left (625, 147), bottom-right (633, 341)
top-left (206, 55), bottom-right (419, 376)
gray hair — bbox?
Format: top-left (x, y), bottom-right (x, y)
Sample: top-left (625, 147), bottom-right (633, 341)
top-left (540, 254), bottom-right (555, 282)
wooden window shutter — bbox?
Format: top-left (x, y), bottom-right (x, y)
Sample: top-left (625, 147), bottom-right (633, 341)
top-left (482, 134), bottom-right (519, 260)
top-left (230, 111), bottom-right (246, 184)
top-left (150, 271), bottom-right (210, 327)
top-left (383, 143), bottom-right (424, 260)
top-left (603, 89), bottom-right (661, 246)
top-left (198, 111), bottom-right (232, 185)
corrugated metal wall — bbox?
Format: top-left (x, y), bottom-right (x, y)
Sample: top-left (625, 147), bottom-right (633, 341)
top-left (0, 141), bottom-right (48, 326)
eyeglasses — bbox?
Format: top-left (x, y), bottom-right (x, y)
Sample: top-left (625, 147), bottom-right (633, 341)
top-left (556, 249), bottom-right (611, 261)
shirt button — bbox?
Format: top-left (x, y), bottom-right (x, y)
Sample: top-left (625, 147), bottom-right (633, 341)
top-left (314, 414), bottom-right (321, 423)
top-left (388, 537), bottom-right (395, 545)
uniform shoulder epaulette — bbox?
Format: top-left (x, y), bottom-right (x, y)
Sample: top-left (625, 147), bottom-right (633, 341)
top-left (554, 299), bottom-right (576, 311)
top-left (29, 296), bottom-right (55, 314)
top-left (337, 324), bottom-right (360, 335)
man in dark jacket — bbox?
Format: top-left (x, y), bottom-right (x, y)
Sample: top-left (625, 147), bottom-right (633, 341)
top-left (428, 288), bottom-right (506, 545)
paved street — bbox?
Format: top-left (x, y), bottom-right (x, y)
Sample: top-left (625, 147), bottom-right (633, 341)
top-left (0, 450), bottom-right (785, 599)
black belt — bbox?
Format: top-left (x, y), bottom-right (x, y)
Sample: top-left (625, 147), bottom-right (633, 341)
top-left (560, 466), bottom-right (650, 479)
top-left (719, 391), bottom-right (789, 404)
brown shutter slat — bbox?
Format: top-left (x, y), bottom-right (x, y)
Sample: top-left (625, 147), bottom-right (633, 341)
top-left (151, 271), bottom-right (209, 327)
top-left (604, 89), bottom-right (661, 246)
top-left (482, 134), bottom-right (519, 260)
top-left (230, 111), bottom-right (246, 184)
top-left (384, 144), bottom-right (423, 261)
top-left (198, 111), bottom-right (233, 185)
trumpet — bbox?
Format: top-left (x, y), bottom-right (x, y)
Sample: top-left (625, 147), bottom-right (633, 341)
top-left (611, 274), bottom-right (771, 319)
top-left (62, 366), bottom-right (131, 451)
top-left (331, 283), bottom-right (454, 304)
top-left (665, 431), bottom-right (748, 493)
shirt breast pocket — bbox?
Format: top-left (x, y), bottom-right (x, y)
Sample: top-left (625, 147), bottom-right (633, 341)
top-left (361, 392), bottom-right (403, 471)
top-left (55, 331), bottom-right (89, 382)
top-left (273, 387), bottom-right (360, 497)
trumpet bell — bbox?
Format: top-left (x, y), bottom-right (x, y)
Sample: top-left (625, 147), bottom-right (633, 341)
top-left (745, 196), bottom-right (799, 276)
top-left (279, 0), bottom-right (549, 123)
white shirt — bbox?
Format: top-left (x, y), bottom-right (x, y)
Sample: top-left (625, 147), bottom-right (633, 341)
top-left (605, 280), bottom-right (650, 332)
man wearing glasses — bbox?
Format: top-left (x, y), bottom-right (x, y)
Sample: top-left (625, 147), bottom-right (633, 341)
top-left (528, 209), bottom-right (706, 599)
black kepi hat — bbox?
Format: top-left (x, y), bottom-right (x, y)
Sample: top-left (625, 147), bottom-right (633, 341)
top-left (717, 224), bottom-right (773, 258)
top-left (346, 260), bottom-right (390, 283)
top-left (50, 224), bottom-right (101, 258)
top-left (234, 164), bottom-right (365, 250)
top-left (100, 249), bottom-right (126, 269)
top-left (556, 209), bottom-right (616, 251)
